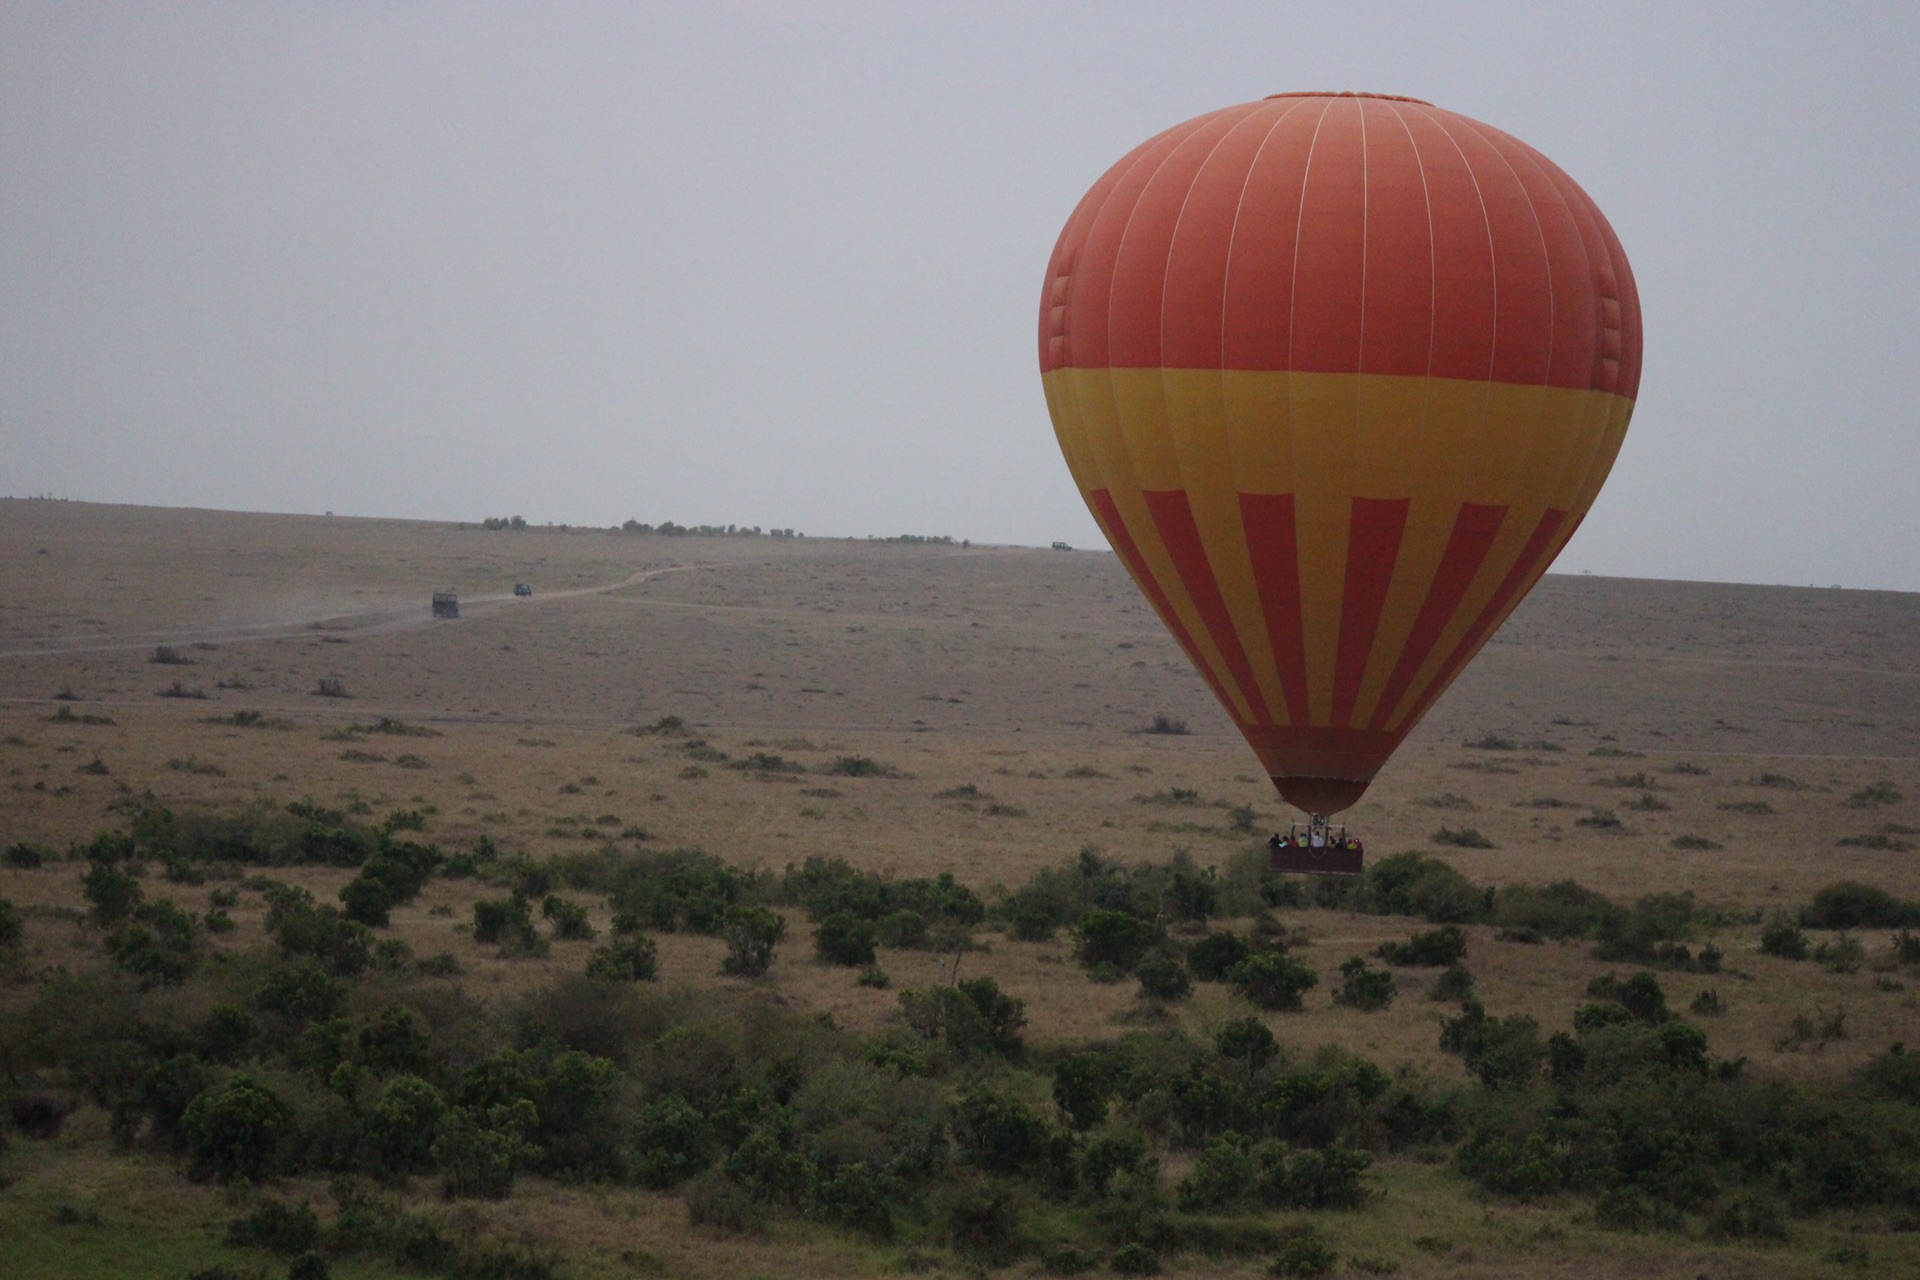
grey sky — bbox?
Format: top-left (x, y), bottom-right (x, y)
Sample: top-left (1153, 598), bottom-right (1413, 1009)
top-left (4, 2), bottom-right (1917, 589)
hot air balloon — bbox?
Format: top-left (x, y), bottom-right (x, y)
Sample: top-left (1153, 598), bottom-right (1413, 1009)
top-left (1039, 93), bottom-right (1642, 871)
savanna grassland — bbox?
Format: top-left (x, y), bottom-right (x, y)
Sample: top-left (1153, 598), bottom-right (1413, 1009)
top-left (3, 497), bottom-right (1920, 1280)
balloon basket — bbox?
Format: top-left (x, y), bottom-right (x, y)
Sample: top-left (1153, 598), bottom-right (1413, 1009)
top-left (1266, 820), bottom-right (1364, 877)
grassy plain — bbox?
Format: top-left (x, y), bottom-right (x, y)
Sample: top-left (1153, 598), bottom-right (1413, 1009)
top-left (3, 497), bottom-right (1920, 1278)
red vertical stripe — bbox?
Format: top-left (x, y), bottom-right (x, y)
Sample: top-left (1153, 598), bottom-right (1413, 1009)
top-left (1331, 497), bottom-right (1411, 727)
top-left (1239, 493), bottom-right (1313, 726)
top-left (1367, 503), bottom-right (1508, 730)
top-left (1289, 98), bottom-right (1368, 373)
top-left (1142, 490), bottom-right (1273, 723)
top-left (1086, 489), bottom-right (1242, 723)
top-left (1402, 508), bottom-right (1568, 725)
top-left (1355, 99), bottom-right (1435, 376)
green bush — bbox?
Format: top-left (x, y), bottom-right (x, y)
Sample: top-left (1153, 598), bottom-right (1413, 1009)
top-left (82, 860), bottom-right (143, 927)
top-left (106, 899), bottom-right (199, 985)
top-left (1052, 1053), bottom-right (1114, 1130)
top-left (1134, 954), bottom-right (1192, 1002)
top-left (1186, 931), bottom-right (1252, 981)
top-left (1585, 971), bottom-right (1670, 1024)
top-left (1212, 1017), bottom-right (1278, 1079)
top-left (255, 961), bottom-right (346, 1022)
top-left (1439, 1001), bottom-right (1543, 1090)
top-left (1110, 1241), bottom-right (1161, 1274)
top-left (433, 1101), bottom-right (534, 1199)
top-left (1376, 925), bottom-right (1466, 967)
top-left (540, 893), bottom-right (596, 940)
top-left (633, 1093), bottom-right (710, 1188)
top-left (1761, 920), bottom-right (1810, 960)
top-left (225, 1198), bottom-right (319, 1253)
top-left (898, 978), bottom-right (1027, 1060)
top-left (1229, 953), bottom-right (1318, 1011)
top-left (181, 1073), bottom-right (287, 1182)
top-left (363, 1075), bottom-right (445, 1173)
top-left (1268, 1225), bottom-right (1338, 1276)
top-left (1331, 957), bottom-right (1395, 1011)
top-left (474, 894), bottom-right (544, 954)
top-left (1430, 963), bottom-right (1475, 1002)
top-left (721, 904), bottom-right (784, 976)
top-left (605, 849), bottom-right (763, 935)
top-left (1801, 881), bottom-right (1920, 929)
top-left (4, 841), bottom-right (48, 868)
top-left (1074, 908), bottom-right (1162, 971)
top-left (585, 934), bottom-right (658, 981)
top-left (953, 1087), bottom-right (1050, 1173)
top-left (814, 912), bottom-right (878, 966)
top-left (1177, 1134), bottom-right (1258, 1210)
top-left (264, 884), bottom-right (373, 974)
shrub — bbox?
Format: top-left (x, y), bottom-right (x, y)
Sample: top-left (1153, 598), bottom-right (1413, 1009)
top-left (1361, 852), bottom-right (1488, 923)
top-left (433, 1101), bottom-right (535, 1199)
top-left (1187, 931), bottom-right (1252, 981)
top-left (953, 1087), bottom-right (1050, 1172)
top-left (585, 934), bottom-right (658, 981)
top-left (1269, 1226), bottom-right (1339, 1276)
top-left (363, 1075), bottom-right (445, 1173)
top-left (1585, 971), bottom-right (1669, 1024)
top-left (1377, 925), bottom-right (1467, 967)
top-left (106, 899), bottom-right (199, 985)
top-left (1177, 1133), bottom-right (1258, 1210)
top-left (473, 894), bottom-right (543, 954)
top-left (255, 961), bottom-right (346, 1022)
top-left (82, 860), bottom-right (143, 927)
top-left (814, 912), bottom-right (877, 966)
top-left (1801, 881), bottom-right (1920, 929)
top-left (898, 978), bottom-right (1026, 1060)
top-left (1331, 957), bottom-right (1395, 1011)
top-left (181, 1073), bottom-right (287, 1182)
top-left (1706, 1194), bottom-right (1789, 1242)
top-left (825, 755), bottom-right (898, 778)
top-left (721, 904), bottom-right (784, 976)
top-left (1052, 1053), bottom-right (1114, 1130)
top-left (1134, 954), bottom-right (1192, 1002)
top-left (3, 842), bottom-right (47, 868)
top-left (1266, 1144), bottom-right (1372, 1209)
top-left (337, 874), bottom-right (395, 926)
top-left (608, 849), bottom-right (763, 934)
top-left (1433, 826), bottom-right (1495, 848)
top-left (225, 1199), bottom-right (319, 1253)
top-left (1814, 933), bottom-right (1866, 973)
top-left (541, 893), bottom-right (596, 940)
top-left (1439, 1001), bottom-right (1543, 1090)
top-left (1430, 963), bottom-right (1475, 1002)
top-left (1847, 782), bottom-right (1903, 809)
top-left (875, 909), bottom-right (927, 948)
top-left (1110, 1242), bottom-right (1161, 1274)
top-left (1761, 920), bottom-right (1810, 960)
top-left (633, 1093), bottom-right (710, 1188)
top-left (1074, 909), bottom-right (1161, 972)
top-left (1229, 953), bottom-right (1318, 1011)
top-left (857, 964), bottom-right (890, 988)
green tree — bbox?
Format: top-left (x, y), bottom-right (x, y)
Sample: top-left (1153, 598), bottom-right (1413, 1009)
top-left (181, 1073), bottom-right (287, 1182)
top-left (1229, 952), bottom-right (1318, 1011)
top-left (721, 905), bottom-right (784, 976)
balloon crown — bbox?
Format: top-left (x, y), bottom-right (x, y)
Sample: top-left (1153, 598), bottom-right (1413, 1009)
top-left (1263, 91), bottom-right (1434, 105)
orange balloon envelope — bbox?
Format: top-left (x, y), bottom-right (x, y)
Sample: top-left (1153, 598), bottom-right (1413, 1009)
top-left (1039, 93), bottom-right (1643, 815)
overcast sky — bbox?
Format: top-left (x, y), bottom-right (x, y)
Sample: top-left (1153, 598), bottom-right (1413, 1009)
top-left (3, 2), bottom-right (1917, 589)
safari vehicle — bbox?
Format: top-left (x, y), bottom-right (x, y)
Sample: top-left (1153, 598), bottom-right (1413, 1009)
top-left (1266, 817), bottom-right (1364, 876)
top-left (513, 583), bottom-right (533, 597)
top-left (431, 590), bottom-right (459, 619)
